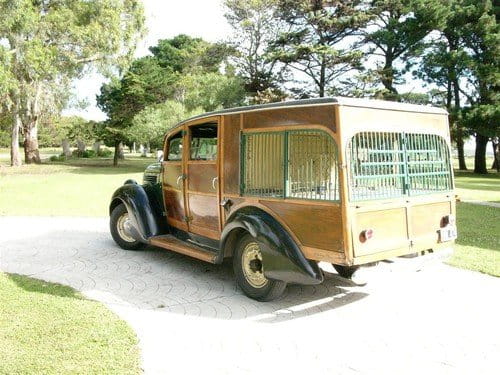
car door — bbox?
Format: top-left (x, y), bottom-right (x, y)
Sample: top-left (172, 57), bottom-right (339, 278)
top-left (162, 128), bottom-right (188, 231)
top-left (185, 118), bottom-right (221, 240)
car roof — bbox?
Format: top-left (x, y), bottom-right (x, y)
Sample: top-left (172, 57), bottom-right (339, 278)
top-left (171, 96), bottom-right (448, 130)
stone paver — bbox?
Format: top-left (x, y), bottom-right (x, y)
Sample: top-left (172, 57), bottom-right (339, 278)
top-left (0, 216), bottom-right (499, 374)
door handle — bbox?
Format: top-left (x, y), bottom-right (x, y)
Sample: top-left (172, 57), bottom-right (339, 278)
top-left (212, 177), bottom-right (218, 190)
top-left (176, 174), bottom-right (184, 188)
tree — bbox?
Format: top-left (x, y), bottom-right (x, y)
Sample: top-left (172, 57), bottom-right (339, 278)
top-left (417, 0), bottom-right (473, 170)
top-left (458, 0), bottom-right (499, 174)
top-left (179, 73), bottom-right (246, 112)
top-left (362, 0), bottom-right (444, 99)
top-left (97, 35), bottom-right (240, 166)
top-left (0, 0), bottom-right (145, 166)
top-left (126, 101), bottom-right (193, 150)
top-left (224, 0), bottom-right (286, 102)
top-left (268, 0), bottom-right (369, 98)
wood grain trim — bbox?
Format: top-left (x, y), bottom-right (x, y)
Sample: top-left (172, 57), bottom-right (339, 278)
top-left (335, 106), bottom-right (353, 265)
top-left (167, 217), bottom-right (187, 230)
top-left (187, 190), bottom-right (217, 197)
top-left (241, 124), bottom-right (337, 139)
top-left (164, 186), bottom-right (182, 193)
top-left (185, 115), bottom-right (220, 127)
top-left (188, 224), bottom-right (220, 240)
top-left (226, 201), bottom-right (304, 249)
top-left (301, 247), bottom-right (346, 264)
top-left (232, 196), bottom-right (340, 207)
top-left (186, 160), bottom-right (217, 165)
top-left (150, 238), bottom-right (216, 263)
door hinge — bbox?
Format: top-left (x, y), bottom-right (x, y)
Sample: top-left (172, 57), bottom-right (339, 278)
top-left (183, 216), bottom-right (193, 223)
top-left (162, 211), bottom-right (167, 217)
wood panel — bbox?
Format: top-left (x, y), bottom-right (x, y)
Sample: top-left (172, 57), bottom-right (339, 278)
top-left (353, 208), bottom-right (409, 257)
top-left (222, 114), bottom-right (241, 195)
top-left (188, 163), bottom-right (217, 193)
top-left (163, 189), bottom-right (186, 229)
top-left (187, 193), bottom-right (220, 237)
top-left (243, 106), bottom-right (336, 132)
top-left (261, 200), bottom-right (343, 251)
top-left (410, 201), bottom-right (451, 240)
top-left (162, 163), bottom-right (183, 189)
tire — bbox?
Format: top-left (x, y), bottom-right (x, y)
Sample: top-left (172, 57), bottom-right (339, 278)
top-left (110, 203), bottom-right (145, 251)
top-left (332, 264), bottom-right (360, 279)
top-left (233, 233), bottom-right (286, 301)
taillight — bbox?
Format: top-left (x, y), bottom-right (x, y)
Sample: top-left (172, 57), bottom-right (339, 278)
top-left (441, 214), bottom-right (456, 227)
top-left (360, 229), bottom-right (374, 243)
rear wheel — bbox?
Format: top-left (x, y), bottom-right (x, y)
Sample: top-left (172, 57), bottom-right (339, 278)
top-left (233, 234), bottom-right (286, 301)
top-left (332, 264), bottom-right (360, 279)
top-left (110, 203), bottom-right (145, 251)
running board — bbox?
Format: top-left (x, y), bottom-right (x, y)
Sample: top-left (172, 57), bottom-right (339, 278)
top-left (149, 235), bottom-right (217, 263)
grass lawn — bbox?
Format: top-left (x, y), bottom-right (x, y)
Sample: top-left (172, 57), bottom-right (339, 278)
top-left (454, 170), bottom-right (500, 203)
top-left (0, 273), bottom-right (140, 374)
top-left (0, 155), bottom-right (155, 216)
top-left (448, 203), bottom-right (500, 277)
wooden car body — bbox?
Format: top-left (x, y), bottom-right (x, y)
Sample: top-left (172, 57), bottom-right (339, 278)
top-left (110, 97), bottom-right (456, 288)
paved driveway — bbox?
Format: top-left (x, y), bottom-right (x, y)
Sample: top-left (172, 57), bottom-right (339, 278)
top-left (1, 216), bottom-right (498, 374)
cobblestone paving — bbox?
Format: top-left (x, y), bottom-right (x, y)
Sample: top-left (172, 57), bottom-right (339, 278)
top-left (1, 216), bottom-right (499, 374)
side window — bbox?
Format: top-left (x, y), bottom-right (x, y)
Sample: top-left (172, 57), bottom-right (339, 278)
top-left (190, 123), bottom-right (218, 160)
top-left (241, 130), bottom-right (339, 201)
top-left (167, 131), bottom-right (183, 161)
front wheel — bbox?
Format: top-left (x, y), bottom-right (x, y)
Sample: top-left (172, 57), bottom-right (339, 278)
top-left (233, 234), bottom-right (286, 301)
top-left (110, 203), bottom-right (145, 251)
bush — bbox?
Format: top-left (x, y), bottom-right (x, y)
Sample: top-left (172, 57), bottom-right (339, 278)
top-left (49, 155), bottom-right (66, 162)
top-left (72, 149), bottom-right (95, 158)
top-left (97, 149), bottom-right (112, 157)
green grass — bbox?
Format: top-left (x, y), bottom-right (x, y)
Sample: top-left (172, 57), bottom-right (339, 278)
top-left (448, 203), bottom-right (500, 277)
top-left (454, 170), bottom-right (500, 203)
top-left (0, 273), bottom-right (140, 374)
top-left (0, 155), bottom-right (155, 216)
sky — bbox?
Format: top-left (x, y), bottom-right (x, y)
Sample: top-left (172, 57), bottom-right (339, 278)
top-left (63, 0), bottom-right (231, 121)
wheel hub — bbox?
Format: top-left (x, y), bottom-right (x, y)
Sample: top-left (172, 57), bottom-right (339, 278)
top-left (117, 212), bottom-right (135, 243)
top-left (241, 242), bottom-right (268, 289)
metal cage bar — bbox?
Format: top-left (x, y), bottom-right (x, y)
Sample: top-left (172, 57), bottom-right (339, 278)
top-left (241, 130), bottom-right (340, 201)
top-left (347, 132), bottom-right (452, 201)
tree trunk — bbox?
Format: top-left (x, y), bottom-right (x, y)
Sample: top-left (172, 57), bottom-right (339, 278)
top-left (456, 134), bottom-right (467, 170)
top-left (451, 73), bottom-right (466, 170)
top-left (473, 134), bottom-right (489, 174)
top-left (62, 139), bottom-right (72, 157)
top-left (113, 140), bottom-right (120, 167)
top-left (491, 138), bottom-right (499, 172)
top-left (23, 121), bottom-right (41, 164)
top-left (92, 141), bottom-right (101, 154)
top-left (118, 142), bottom-right (125, 160)
top-left (319, 57), bottom-right (326, 98)
top-left (76, 139), bottom-right (86, 152)
top-left (10, 112), bottom-right (22, 167)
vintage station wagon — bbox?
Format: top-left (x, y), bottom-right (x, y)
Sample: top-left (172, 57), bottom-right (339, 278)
top-left (109, 97), bottom-right (457, 301)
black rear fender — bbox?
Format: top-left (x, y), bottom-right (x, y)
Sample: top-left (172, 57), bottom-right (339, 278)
top-left (221, 206), bottom-right (323, 285)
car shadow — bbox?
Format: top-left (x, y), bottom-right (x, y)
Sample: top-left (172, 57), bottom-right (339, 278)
top-left (0, 226), bottom-right (368, 323)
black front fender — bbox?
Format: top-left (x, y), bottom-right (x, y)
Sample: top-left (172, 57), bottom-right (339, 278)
top-left (221, 206), bottom-right (323, 285)
top-left (109, 180), bottom-right (167, 242)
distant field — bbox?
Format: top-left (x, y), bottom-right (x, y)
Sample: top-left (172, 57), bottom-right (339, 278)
top-left (0, 152), bottom-right (155, 216)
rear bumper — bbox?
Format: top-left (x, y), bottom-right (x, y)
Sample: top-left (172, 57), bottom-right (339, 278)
top-left (351, 242), bottom-right (454, 266)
